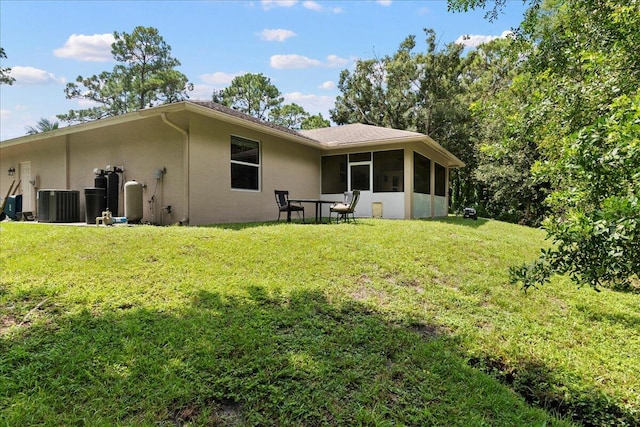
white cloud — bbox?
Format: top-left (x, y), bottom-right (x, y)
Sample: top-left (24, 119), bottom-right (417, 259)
top-left (326, 54), bottom-right (349, 67)
top-left (261, 0), bottom-right (297, 10)
top-left (188, 84), bottom-right (215, 100)
top-left (377, 0), bottom-right (392, 6)
top-left (77, 98), bottom-right (100, 108)
top-left (270, 54), bottom-right (349, 69)
top-left (271, 54), bottom-right (322, 69)
top-left (302, 0), bottom-right (342, 13)
top-left (200, 71), bottom-right (243, 85)
top-left (455, 30), bottom-right (513, 48)
top-left (260, 28), bottom-right (297, 42)
top-left (10, 66), bottom-right (65, 85)
top-left (283, 91), bottom-right (334, 116)
top-left (54, 33), bottom-right (115, 61)
top-left (302, 1), bottom-right (322, 11)
top-left (319, 81), bottom-right (336, 90)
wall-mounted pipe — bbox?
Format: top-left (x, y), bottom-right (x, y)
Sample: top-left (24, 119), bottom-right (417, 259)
top-left (160, 113), bottom-right (189, 225)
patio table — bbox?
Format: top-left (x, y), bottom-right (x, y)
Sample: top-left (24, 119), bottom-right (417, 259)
top-left (287, 199), bottom-right (341, 224)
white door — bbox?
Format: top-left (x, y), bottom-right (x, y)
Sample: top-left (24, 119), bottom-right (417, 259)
top-left (349, 162), bottom-right (372, 217)
top-left (19, 161), bottom-right (33, 212)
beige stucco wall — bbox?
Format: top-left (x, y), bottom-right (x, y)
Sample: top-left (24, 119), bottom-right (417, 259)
top-left (67, 116), bottom-right (184, 222)
top-left (0, 136), bottom-right (68, 215)
top-left (188, 115), bottom-right (320, 225)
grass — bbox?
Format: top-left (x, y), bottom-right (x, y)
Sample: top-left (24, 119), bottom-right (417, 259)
top-left (1, 218), bottom-right (638, 426)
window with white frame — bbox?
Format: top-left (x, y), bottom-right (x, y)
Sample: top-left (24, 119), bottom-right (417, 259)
top-left (230, 136), bottom-right (260, 190)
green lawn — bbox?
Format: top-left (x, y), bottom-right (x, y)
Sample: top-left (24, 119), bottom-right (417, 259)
top-left (1, 218), bottom-right (637, 426)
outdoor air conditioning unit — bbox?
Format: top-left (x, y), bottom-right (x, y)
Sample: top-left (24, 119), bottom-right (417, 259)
top-left (37, 190), bottom-right (80, 223)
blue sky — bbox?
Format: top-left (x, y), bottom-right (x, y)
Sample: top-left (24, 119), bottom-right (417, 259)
top-left (0, 0), bottom-right (528, 140)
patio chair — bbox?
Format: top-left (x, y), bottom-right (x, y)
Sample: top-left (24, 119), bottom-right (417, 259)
top-left (274, 190), bottom-right (305, 222)
top-left (330, 190), bottom-right (360, 223)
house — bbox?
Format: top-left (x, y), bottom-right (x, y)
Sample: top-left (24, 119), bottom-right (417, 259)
top-left (0, 101), bottom-right (464, 225)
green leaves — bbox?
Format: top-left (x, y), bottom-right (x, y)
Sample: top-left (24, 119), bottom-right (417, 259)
top-left (213, 73), bottom-right (283, 121)
top-left (57, 26), bottom-right (189, 124)
top-left (0, 47), bottom-right (15, 85)
top-left (513, 93), bottom-right (640, 290)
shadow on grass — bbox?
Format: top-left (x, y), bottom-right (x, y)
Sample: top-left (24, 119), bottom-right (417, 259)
top-left (2, 287), bottom-right (565, 426)
top-left (468, 355), bottom-right (639, 427)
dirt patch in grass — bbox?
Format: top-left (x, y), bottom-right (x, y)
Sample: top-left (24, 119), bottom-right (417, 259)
top-left (168, 399), bottom-right (244, 426)
top-left (1, 312), bottom-right (19, 334)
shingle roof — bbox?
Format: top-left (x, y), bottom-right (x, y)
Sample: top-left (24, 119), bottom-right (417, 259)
top-left (298, 123), bottom-right (424, 145)
top-left (190, 100), bottom-right (317, 143)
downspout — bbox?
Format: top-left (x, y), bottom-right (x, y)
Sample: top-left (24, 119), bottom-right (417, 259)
top-left (65, 135), bottom-right (71, 189)
top-left (160, 113), bottom-right (189, 225)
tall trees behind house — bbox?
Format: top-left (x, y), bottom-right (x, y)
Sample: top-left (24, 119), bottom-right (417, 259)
top-left (331, 29), bottom-right (476, 212)
top-left (25, 118), bottom-right (59, 135)
top-left (212, 73), bottom-right (330, 130)
top-left (58, 26), bottom-right (189, 123)
top-left (448, 0), bottom-right (639, 289)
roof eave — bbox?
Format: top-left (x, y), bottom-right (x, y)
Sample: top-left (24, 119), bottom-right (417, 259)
top-left (321, 135), bottom-right (465, 168)
top-left (182, 102), bottom-right (322, 148)
top-left (1, 101), bottom-right (322, 149)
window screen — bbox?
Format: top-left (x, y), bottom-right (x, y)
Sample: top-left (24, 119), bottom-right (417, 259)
top-left (414, 152), bottom-right (431, 194)
top-left (373, 150), bottom-right (403, 192)
top-left (321, 155), bottom-right (347, 194)
top-left (435, 162), bottom-right (446, 196)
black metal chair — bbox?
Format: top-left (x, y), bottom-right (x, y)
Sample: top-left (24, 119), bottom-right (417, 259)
top-left (275, 190), bottom-right (304, 222)
top-left (330, 190), bottom-right (360, 223)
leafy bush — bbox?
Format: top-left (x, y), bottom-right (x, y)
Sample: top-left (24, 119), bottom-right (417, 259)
top-left (512, 94), bottom-right (640, 290)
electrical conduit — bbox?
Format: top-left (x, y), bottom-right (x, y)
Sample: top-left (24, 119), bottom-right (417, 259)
top-left (160, 113), bottom-right (189, 225)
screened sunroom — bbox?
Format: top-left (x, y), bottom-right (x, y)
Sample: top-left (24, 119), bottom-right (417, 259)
top-left (300, 124), bottom-right (464, 220)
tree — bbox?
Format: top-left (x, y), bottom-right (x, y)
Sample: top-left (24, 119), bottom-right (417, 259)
top-left (301, 113), bottom-right (330, 130)
top-left (268, 103), bottom-right (309, 129)
top-left (462, 37), bottom-right (549, 224)
top-left (25, 118), bottom-right (59, 135)
top-left (0, 47), bottom-right (15, 85)
top-left (449, 0), bottom-right (640, 290)
top-left (447, 0), bottom-right (519, 21)
top-left (213, 73), bottom-right (329, 130)
top-left (510, 0), bottom-right (640, 290)
top-left (58, 26), bottom-right (189, 123)
top-left (212, 73), bottom-right (283, 121)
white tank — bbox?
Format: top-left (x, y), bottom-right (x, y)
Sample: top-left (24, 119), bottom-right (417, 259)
top-left (124, 180), bottom-right (143, 223)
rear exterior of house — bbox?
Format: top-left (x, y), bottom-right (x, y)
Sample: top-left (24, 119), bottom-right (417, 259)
top-left (0, 101), bottom-right (463, 225)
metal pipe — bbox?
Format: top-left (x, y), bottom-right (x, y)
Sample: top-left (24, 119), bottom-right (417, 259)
top-left (160, 113), bottom-right (189, 225)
